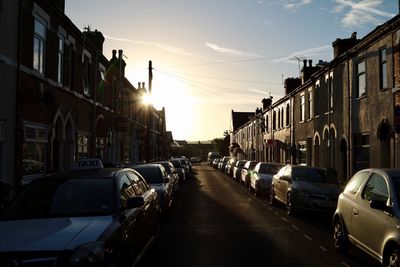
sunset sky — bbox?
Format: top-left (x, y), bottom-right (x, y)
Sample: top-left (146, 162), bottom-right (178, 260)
top-left (65, 0), bottom-right (397, 141)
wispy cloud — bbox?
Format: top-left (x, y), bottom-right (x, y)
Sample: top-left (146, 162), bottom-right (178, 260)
top-left (333, 0), bottom-right (395, 28)
top-left (205, 42), bottom-right (262, 57)
top-left (105, 35), bottom-right (217, 61)
top-left (284, 0), bottom-right (312, 12)
top-left (274, 44), bottom-right (331, 63)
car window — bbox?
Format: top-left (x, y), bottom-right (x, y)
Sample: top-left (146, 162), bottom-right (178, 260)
top-left (259, 164), bottom-right (281, 174)
top-left (120, 175), bottom-right (137, 207)
top-left (292, 168), bottom-right (338, 183)
top-left (362, 173), bottom-right (389, 203)
top-left (345, 170), bottom-right (370, 195)
top-left (134, 167), bottom-right (164, 184)
top-left (127, 172), bottom-right (147, 195)
top-left (2, 178), bottom-right (114, 220)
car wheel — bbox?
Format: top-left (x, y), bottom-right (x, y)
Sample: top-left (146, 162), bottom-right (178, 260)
top-left (384, 247), bottom-right (400, 267)
top-left (286, 192), bottom-right (296, 216)
top-left (333, 217), bottom-right (349, 253)
top-left (269, 188), bottom-right (276, 205)
top-left (254, 186), bottom-right (260, 197)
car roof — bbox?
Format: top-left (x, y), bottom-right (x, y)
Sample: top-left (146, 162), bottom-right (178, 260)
top-left (131, 163), bottom-right (161, 169)
top-left (35, 167), bottom-right (134, 181)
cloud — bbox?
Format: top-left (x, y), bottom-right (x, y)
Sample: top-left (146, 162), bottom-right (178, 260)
top-left (205, 42), bottom-right (262, 57)
top-left (284, 0), bottom-right (312, 11)
top-left (105, 35), bottom-right (217, 61)
top-left (274, 44), bottom-right (331, 63)
top-left (333, 0), bottom-right (395, 28)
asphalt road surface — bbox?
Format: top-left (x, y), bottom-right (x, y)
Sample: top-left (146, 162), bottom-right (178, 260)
top-left (142, 164), bottom-right (380, 267)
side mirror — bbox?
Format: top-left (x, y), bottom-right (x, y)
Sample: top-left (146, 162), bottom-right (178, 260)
top-left (126, 196), bottom-right (145, 209)
top-left (370, 199), bottom-right (392, 213)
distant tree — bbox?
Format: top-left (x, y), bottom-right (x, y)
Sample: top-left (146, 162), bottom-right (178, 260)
top-left (213, 134), bottom-right (230, 156)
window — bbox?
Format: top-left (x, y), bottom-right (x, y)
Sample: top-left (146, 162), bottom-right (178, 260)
top-left (300, 94), bottom-right (305, 122)
top-left (315, 81), bottom-right (320, 116)
top-left (83, 53), bottom-right (91, 96)
top-left (33, 17), bottom-right (46, 74)
top-left (354, 133), bottom-right (369, 172)
top-left (57, 37), bottom-right (64, 84)
top-left (308, 89), bottom-right (313, 120)
top-left (286, 104), bottom-right (290, 126)
top-left (379, 48), bottom-right (388, 89)
top-left (281, 108), bottom-right (284, 128)
top-left (273, 111), bottom-right (276, 130)
top-left (278, 109), bottom-right (281, 129)
top-left (329, 76), bottom-right (334, 111)
top-left (265, 115), bottom-right (269, 132)
top-left (298, 141), bottom-right (307, 165)
top-left (77, 134), bottom-right (89, 159)
top-left (356, 60), bottom-right (366, 98)
top-left (22, 124), bottom-right (47, 177)
top-left (362, 173), bottom-right (389, 203)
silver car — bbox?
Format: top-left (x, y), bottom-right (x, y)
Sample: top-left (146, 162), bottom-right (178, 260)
top-left (270, 165), bottom-right (341, 215)
top-left (333, 168), bottom-right (400, 267)
top-left (249, 162), bottom-right (283, 197)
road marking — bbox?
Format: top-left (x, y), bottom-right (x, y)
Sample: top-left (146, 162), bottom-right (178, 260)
top-left (341, 262), bottom-right (351, 267)
top-left (262, 203), bottom-right (267, 207)
top-left (281, 217), bottom-right (288, 222)
top-left (274, 211), bottom-right (279, 216)
top-left (304, 234), bottom-right (312, 241)
top-left (319, 246), bottom-right (327, 252)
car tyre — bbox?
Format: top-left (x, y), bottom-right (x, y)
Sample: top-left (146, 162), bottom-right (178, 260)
top-left (286, 192), bottom-right (296, 216)
top-left (254, 186), bottom-right (260, 197)
top-left (269, 188), bottom-right (276, 205)
top-left (384, 247), bottom-right (400, 267)
top-left (333, 217), bottom-right (349, 253)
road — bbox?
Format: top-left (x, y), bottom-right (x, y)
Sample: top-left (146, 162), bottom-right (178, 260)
top-left (143, 164), bottom-right (380, 267)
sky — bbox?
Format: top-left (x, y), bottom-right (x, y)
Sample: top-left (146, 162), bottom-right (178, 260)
top-left (65, 0), bottom-right (397, 141)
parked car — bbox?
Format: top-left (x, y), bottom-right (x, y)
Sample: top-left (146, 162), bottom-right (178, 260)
top-left (333, 168), bottom-right (400, 266)
top-left (233, 160), bottom-right (246, 182)
top-left (270, 165), bottom-right (341, 215)
top-left (155, 161), bottom-right (180, 196)
top-left (218, 156), bottom-right (231, 172)
top-left (131, 163), bottom-right (174, 216)
top-left (0, 159), bottom-right (159, 267)
top-left (172, 157), bottom-right (191, 178)
top-left (225, 158), bottom-right (237, 177)
top-left (212, 158), bottom-right (221, 169)
top-left (249, 162), bottom-right (284, 197)
top-left (208, 152), bottom-right (220, 166)
top-left (190, 156), bottom-right (202, 163)
top-left (241, 161), bottom-right (258, 187)
top-left (169, 159), bottom-right (186, 182)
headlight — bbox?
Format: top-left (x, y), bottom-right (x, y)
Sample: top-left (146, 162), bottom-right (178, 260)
top-left (69, 241), bottom-right (106, 267)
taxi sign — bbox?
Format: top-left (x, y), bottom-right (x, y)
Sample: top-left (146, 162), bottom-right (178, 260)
top-left (74, 158), bottom-right (104, 170)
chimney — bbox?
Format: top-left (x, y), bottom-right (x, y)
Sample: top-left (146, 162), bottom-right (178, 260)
top-left (117, 49), bottom-right (126, 76)
top-left (112, 50), bottom-right (117, 60)
top-left (262, 98), bottom-right (272, 110)
top-left (332, 32), bottom-right (360, 58)
top-left (301, 59), bottom-right (323, 83)
top-left (308, 59), bottom-right (312, 67)
top-left (284, 77), bottom-right (301, 95)
top-left (83, 29), bottom-right (105, 54)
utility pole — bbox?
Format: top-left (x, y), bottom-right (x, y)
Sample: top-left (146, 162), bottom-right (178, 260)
top-left (145, 60), bottom-right (153, 162)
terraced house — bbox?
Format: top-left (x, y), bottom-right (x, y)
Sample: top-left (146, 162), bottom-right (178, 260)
top-left (0, 0), bottom-right (167, 194)
top-left (231, 14), bottom-right (400, 181)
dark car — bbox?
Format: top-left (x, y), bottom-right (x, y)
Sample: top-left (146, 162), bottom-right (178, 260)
top-left (131, 164), bottom-right (174, 216)
top-left (0, 159), bottom-right (159, 267)
top-left (169, 159), bottom-right (186, 182)
top-left (154, 161), bottom-right (180, 196)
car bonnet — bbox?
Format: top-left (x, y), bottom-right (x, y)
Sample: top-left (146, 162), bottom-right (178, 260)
top-left (0, 216), bottom-right (113, 252)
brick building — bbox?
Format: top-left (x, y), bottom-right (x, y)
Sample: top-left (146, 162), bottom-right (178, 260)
top-left (231, 14), bottom-right (400, 181)
top-left (0, 0), bottom-right (168, 193)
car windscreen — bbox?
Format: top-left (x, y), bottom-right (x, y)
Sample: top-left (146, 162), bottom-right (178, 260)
top-left (237, 161), bottom-right (245, 168)
top-left (1, 178), bottom-right (114, 220)
top-left (259, 164), bottom-right (282, 174)
top-left (292, 168), bottom-right (338, 184)
top-left (170, 160), bottom-right (182, 168)
top-left (134, 167), bottom-right (164, 184)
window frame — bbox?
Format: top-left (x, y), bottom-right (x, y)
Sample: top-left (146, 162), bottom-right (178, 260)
top-left (356, 59), bottom-right (366, 98)
top-left (300, 93), bottom-right (305, 122)
top-left (379, 47), bottom-right (388, 90)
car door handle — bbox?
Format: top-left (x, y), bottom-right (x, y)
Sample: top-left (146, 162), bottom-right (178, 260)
top-left (353, 208), bottom-right (359, 215)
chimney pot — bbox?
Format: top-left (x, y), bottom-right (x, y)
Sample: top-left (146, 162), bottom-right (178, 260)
top-left (118, 49), bottom-right (123, 59)
top-left (138, 82), bottom-right (141, 89)
top-left (308, 59), bottom-right (312, 67)
top-left (112, 50), bottom-right (117, 59)
top-left (303, 59), bottom-right (307, 68)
